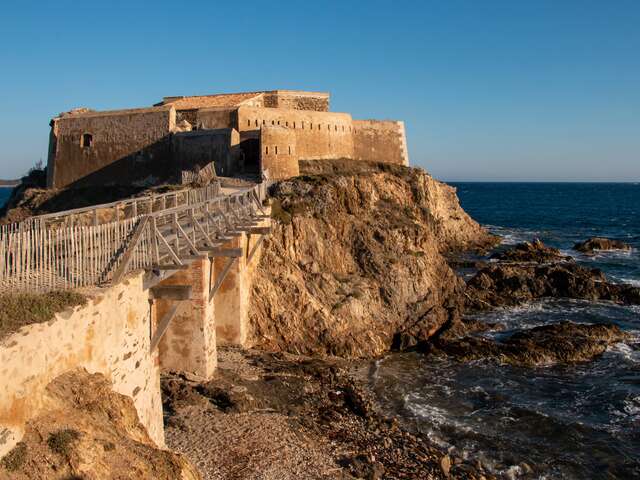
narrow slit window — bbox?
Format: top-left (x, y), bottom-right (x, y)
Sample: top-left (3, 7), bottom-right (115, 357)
top-left (81, 133), bottom-right (93, 148)
top-left (285, 121), bottom-right (289, 127)
top-left (266, 146), bottom-right (269, 154)
top-left (275, 146), bottom-right (278, 155)
top-left (272, 120), bottom-right (275, 125)
top-left (255, 119), bottom-right (258, 127)
top-left (288, 146), bottom-right (291, 154)
top-left (248, 119), bottom-right (251, 126)
top-left (293, 122), bottom-right (296, 129)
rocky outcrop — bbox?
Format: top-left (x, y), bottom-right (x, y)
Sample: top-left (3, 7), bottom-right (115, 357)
top-left (465, 261), bottom-right (640, 311)
top-left (428, 321), bottom-right (630, 366)
top-left (490, 239), bottom-right (570, 263)
top-left (0, 369), bottom-right (200, 480)
top-left (573, 237), bottom-right (632, 253)
top-left (249, 161), bottom-right (496, 358)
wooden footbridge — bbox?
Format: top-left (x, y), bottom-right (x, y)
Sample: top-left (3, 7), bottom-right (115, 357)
top-left (0, 182), bottom-right (270, 294)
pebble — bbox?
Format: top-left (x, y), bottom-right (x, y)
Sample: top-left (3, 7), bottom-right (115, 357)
top-left (440, 454), bottom-right (451, 476)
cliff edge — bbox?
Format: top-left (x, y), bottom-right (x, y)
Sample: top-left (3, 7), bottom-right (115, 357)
top-left (249, 160), bottom-right (496, 357)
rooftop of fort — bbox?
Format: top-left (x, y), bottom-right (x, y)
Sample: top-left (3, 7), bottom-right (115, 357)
top-left (53, 90), bottom-right (333, 120)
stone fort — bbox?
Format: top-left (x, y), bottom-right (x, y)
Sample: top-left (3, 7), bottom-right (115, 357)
top-left (46, 90), bottom-right (409, 188)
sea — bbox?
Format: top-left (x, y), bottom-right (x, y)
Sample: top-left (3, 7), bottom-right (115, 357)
top-left (372, 183), bottom-right (640, 479)
top-left (0, 187), bottom-right (11, 210)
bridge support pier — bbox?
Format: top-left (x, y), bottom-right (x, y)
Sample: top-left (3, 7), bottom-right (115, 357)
top-left (154, 257), bottom-right (217, 379)
top-left (213, 234), bottom-right (249, 346)
top-left (214, 220), bottom-right (270, 347)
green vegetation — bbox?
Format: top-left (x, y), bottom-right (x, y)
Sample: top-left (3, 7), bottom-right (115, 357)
top-left (0, 290), bottom-right (87, 340)
top-left (270, 199), bottom-right (293, 225)
top-left (47, 429), bottom-right (81, 456)
top-left (1, 442), bottom-right (27, 471)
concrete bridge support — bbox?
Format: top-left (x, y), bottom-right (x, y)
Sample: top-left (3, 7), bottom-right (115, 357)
top-left (155, 257), bottom-right (217, 379)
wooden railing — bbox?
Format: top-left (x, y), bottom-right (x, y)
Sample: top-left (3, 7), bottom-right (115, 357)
top-left (14, 183), bottom-right (220, 230)
top-left (0, 183), bottom-right (268, 293)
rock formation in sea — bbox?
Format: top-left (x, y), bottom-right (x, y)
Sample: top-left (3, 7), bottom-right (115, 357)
top-left (427, 321), bottom-right (630, 366)
top-left (573, 237), bottom-right (632, 253)
top-left (465, 243), bottom-right (640, 311)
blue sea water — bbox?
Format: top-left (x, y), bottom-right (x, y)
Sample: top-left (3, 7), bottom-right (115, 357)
top-left (0, 188), bottom-right (11, 209)
top-left (372, 183), bottom-right (640, 479)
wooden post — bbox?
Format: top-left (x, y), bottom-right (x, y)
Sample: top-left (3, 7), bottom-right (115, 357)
top-left (173, 212), bottom-right (179, 253)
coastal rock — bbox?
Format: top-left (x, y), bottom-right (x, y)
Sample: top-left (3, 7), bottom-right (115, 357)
top-left (573, 237), bottom-right (632, 253)
top-left (490, 239), bottom-right (571, 263)
top-left (465, 261), bottom-right (640, 311)
top-left (249, 160), bottom-right (496, 358)
top-left (1, 369), bottom-right (200, 480)
top-left (429, 321), bottom-right (630, 366)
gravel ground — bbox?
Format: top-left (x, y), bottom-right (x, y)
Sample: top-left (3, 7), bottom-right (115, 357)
top-left (163, 348), bottom-right (494, 480)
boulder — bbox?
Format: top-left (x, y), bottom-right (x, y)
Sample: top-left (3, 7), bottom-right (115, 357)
top-left (490, 239), bottom-right (570, 263)
top-left (573, 237), bottom-right (632, 253)
top-left (428, 321), bottom-right (630, 366)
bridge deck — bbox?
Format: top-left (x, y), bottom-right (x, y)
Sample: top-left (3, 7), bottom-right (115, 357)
top-left (0, 183), bottom-right (269, 294)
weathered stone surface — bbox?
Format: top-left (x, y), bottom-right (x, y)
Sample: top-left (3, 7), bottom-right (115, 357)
top-left (1, 369), bottom-right (200, 480)
top-left (490, 239), bottom-right (570, 263)
top-left (428, 321), bottom-right (630, 366)
top-left (249, 161), bottom-right (496, 358)
top-left (573, 237), bottom-right (632, 253)
top-left (465, 261), bottom-right (640, 311)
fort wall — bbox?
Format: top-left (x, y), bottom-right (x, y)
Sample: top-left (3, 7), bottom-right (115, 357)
top-left (172, 128), bottom-right (240, 177)
top-left (260, 126), bottom-right (299, 179)
top-left (238, 107), bottom-right (354, 161)
top-left (352, 120), bottom-right (409, 166)
top-left (263, 91), bottom-right (330, 111)
top-left (196, 108), bottom-right (237, 130)
top-left (0, 273), bottom-right (164, 458)
top-left (48, 106), bottom-right (176, 189)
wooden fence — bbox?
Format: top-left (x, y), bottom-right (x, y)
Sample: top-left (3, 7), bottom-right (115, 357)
top-left (0, 183), bottom-right (267, 294)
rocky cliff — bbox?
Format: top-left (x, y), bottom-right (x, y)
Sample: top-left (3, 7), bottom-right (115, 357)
top-left (248, 161), bottom-right (496, 357)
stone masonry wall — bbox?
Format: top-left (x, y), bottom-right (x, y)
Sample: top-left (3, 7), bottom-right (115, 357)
top-left (0, 272), bottom-right (164, 458)
top-left (156, 257), bottom-right (217, 379)
top-left (260, 126), bottom-right (299, 180)
top-left (263, 92), bottom-right (330, 112)
top-left (48, 107), bottom-right (176, 189)
top-left (352, 120), bottom-right (409, 166)
top-left (238, 107), bottom-right (354, 161)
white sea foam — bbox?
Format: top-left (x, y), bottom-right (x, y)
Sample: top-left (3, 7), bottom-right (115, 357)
top-left (614, 277), bottom-right (640, 287)
top-left (607, 342), bottom-right (640, 364)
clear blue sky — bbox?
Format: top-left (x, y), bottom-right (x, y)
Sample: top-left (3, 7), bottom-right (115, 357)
top-left (0, 0), bottom-right (638, 181)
